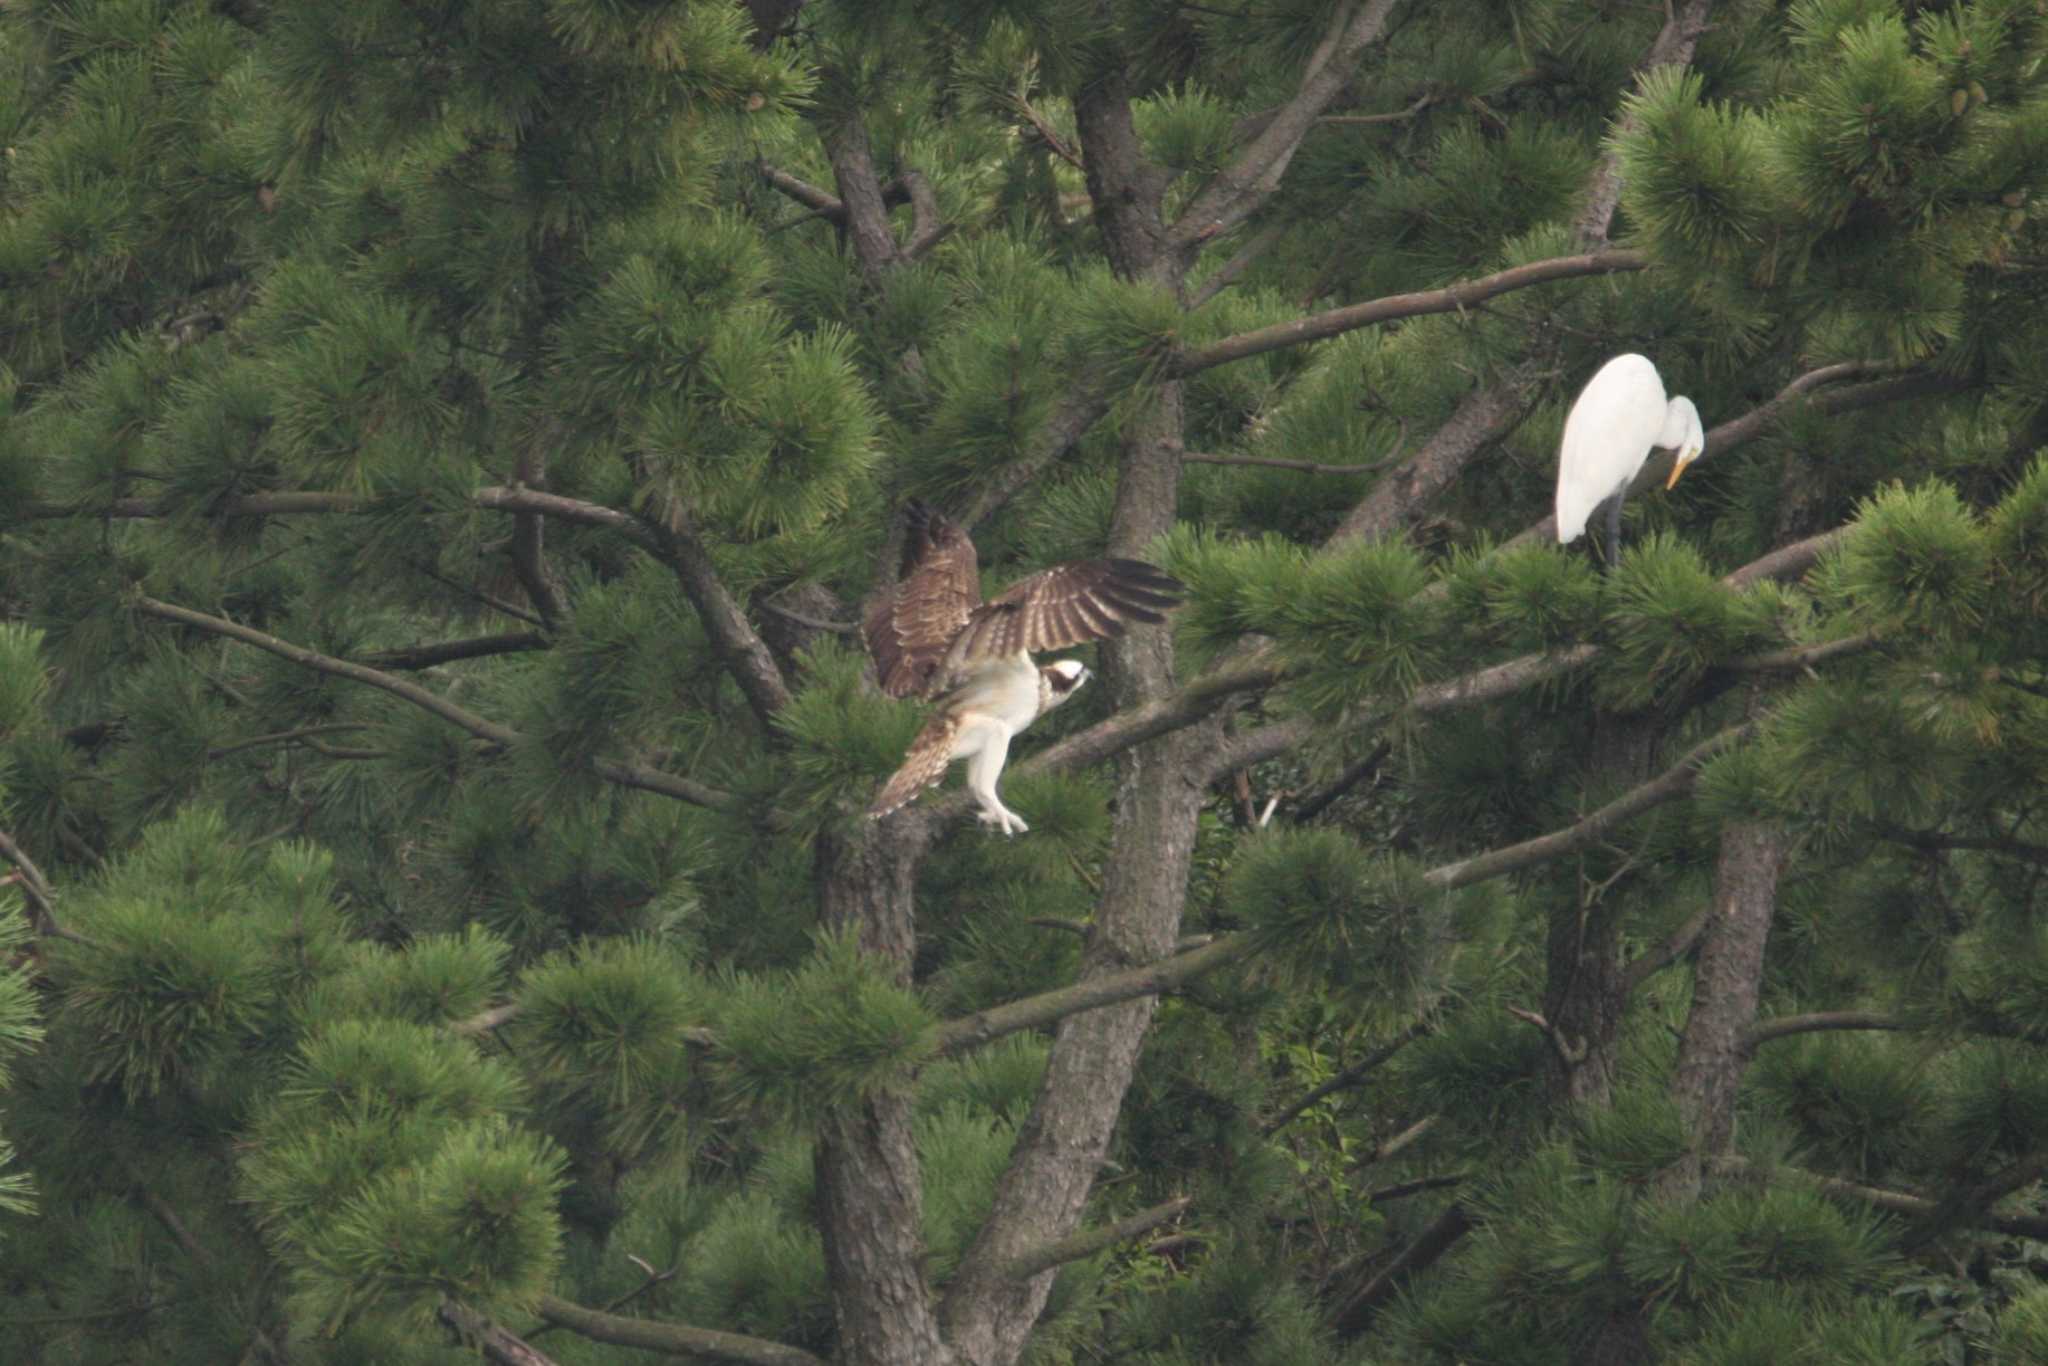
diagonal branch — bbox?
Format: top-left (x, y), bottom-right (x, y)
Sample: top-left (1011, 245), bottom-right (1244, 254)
top-left (999, 1195), bottom-right (1194, 1281)
top-left (136, 597), bottom-right (520, 746)
top-left (635, 498), bottom-right (794, 726)
top-left (1262, 1020), bottom-right (1430, 1136)
top-left (533, 1294), bottom-right (824, 1366)
top-left (1176, 251), bottom-right (1647, 378)
top-left (1169, 0), bottom-right (1402, 252)
top-left (1425, 725), bottom-right (1752, 891)
top-left (132, 598), bottom-right (739, 812)
top-left (0, 829), bottom-right (87, 942)
top-left (439, 1302), bottom-right (562, 1366)
top-left (359, 632), bottom-right (551, 670)
top-left (26, 484), bottom-right (790, 725)
top-left (939, 726), bottom-right (1753, 1057)
top-left (937, 935), bottom-right (1257, 1055)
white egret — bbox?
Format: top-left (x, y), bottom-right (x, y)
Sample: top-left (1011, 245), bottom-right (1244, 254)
top-left (1554, 353), bottom-right (1705, 566)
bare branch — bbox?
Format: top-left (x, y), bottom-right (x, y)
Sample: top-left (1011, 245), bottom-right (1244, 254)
top-left (439, 1302), bottom-right (562, 1366)
top-left (1182, 443), bottom-right (1398, 478)
top-left (533, 1294), bottom-right (824, 1366)
top-left (1704, 361), bottom-right (1901, 450)
top-left (1427, 725), bottom-right (1752, 892)
top-left (1187, 220), bottom-right (1285, 310)
top-left (359, 632), bottom-right (551, 670)
top-left (958, 388), bottom-right (1117, 532)
top-left (1869, 823), bottom-right (2048, 868)
top-left (1262, 1020), bottom-right (1429, 1136)
top-left (1717, 1156), bottom-right (2048, 1243)
top-left (1741, 1011), bottom-right (1910, 1052)
top-left (137, 596), bottom-right (520, 746)
top-left (999, 1195), bottom-right (1194, 1281)
top-left (1176, 251), bottom-right (1647, 378)
top-left (131, 1182), bottom-right (286, 1364)
top-left (1170, 0), bottom-right (1402, 251)
top-left (133, 598), bottom-right (740, 812)
top-left (0, 829), bottom-right (90, 942)
top-left (757, 160), bottom-right (844, 218)
top-left (1366, 1174), bottom-right (1466, 1205)
top-left (1331, 1204), bottom-right (1472, 1334)
top-left (935, 935), bottom-right (1259, 1055)
top-left (1329, 358), bottom-right (1544, 544)
top-left (1359, 1114), bottom-right (1436, 1165)
top-left (1620, 900), bottom-right (1714, 994)
top-left (637, 498), bottom-right (794, 724)
top-left (1316, 92), bottom-right (1440, 126)
top-left (206, 723), bottom-right (373, 761)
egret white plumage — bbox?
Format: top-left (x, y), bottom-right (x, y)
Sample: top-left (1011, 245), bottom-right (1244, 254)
top-left (1554, 353), bottom-right (1705, 566)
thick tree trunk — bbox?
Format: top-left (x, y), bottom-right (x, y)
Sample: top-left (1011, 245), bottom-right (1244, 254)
top-left (812, 826), bottom-right (956, 1366)
top-left (1542, 712), bottom-right (1662, 1106)
top-left (1662, 821), bottom-right (1788, 1197)
top-left (939, 78), bottom-right (1204, 1359)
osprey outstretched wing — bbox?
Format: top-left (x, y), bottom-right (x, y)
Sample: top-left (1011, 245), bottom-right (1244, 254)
top-left (862, 502), bottom-right (1183, 832)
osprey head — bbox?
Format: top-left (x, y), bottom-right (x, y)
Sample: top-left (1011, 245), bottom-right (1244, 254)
top-left (1041, 659), bottom-right (1090, 709)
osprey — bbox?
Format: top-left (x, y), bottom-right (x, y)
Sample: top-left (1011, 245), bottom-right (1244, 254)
top-left (862, 502), bottom-right (1183, 834)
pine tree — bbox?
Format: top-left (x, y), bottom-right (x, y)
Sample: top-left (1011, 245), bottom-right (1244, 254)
top-left (3, 1), bottom-right (2048, 1363)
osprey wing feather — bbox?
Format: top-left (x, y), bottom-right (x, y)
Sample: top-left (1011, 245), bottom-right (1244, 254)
top-left (863, 502), bottom-right (1183, 832)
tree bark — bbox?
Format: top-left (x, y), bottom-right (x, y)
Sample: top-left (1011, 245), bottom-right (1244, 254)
top-left (1661, 821), bottom-right (1789, 1198)
top-left (812, 825), bottom-right (955, 1366)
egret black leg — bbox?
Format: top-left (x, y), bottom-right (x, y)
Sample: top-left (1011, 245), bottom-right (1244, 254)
top-left (1603, 494), bottom-right (1625, 570)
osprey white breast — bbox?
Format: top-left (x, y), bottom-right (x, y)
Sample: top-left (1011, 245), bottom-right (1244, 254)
top-left (861, 505), bottom-right (1180, 835)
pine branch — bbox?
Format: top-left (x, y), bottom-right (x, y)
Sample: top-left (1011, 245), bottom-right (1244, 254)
top-left (1430, 726), bottom-right (1751, 890)
top-left (1175, 252), bottom-right (1647, 378)
top-left (137, 597), bottom-right (520, 745)
top-left (206, 723), bottom-right (373, 761)
top-left (1619, 900), bottom-right (1714, 994)
top-left (632, 497), bottom-right (794, 725)
top-left (998, 1195), bottom-right (1194, 1281)
top-left (1331, 1204), bottom-right (1472, 1335)
top-left (1169, 0), bottom-right (1401, 251)
top-left (0, 830), bottom-right (92, 944)
top-left (358, 632), bottom-right (551, 669)
top-left (1703, 360), bottom-right (1903, 451)
top-left (1181, 446), bottom-right (1398, 477)
top-left (131, 1182), bottom-right (285, 1364)
top-left (935, 935), bottom-right (1259, 1055)
top-left (1717, 1156), bottom-right (2048, 1243)
top-left (438, 1302), bottom-right (561, 1366)
top-left (1187, 220), bottom-right (1285, 309)
top-left (28, 484), bottom-right (791, 724)
top-left (21, 486), bottom-right (666, 555)
top-left (1262, 1020), bottom-right (1429, 1135)
top-left (534, 1294), bottom-right (825, 1366)
top-left (1869, 823), bottom-right (2048, 868)
top-left (1741, 1011), bottom-right (1909, 1051)
top-left (756, 160), bottom-right (844, 218)
top-left (942, 725), bottom-right (1755, 1057)
top-left (957, 377), bottom-right (1116, 536)
top-left (133, 598), bottom-right (740, 812)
